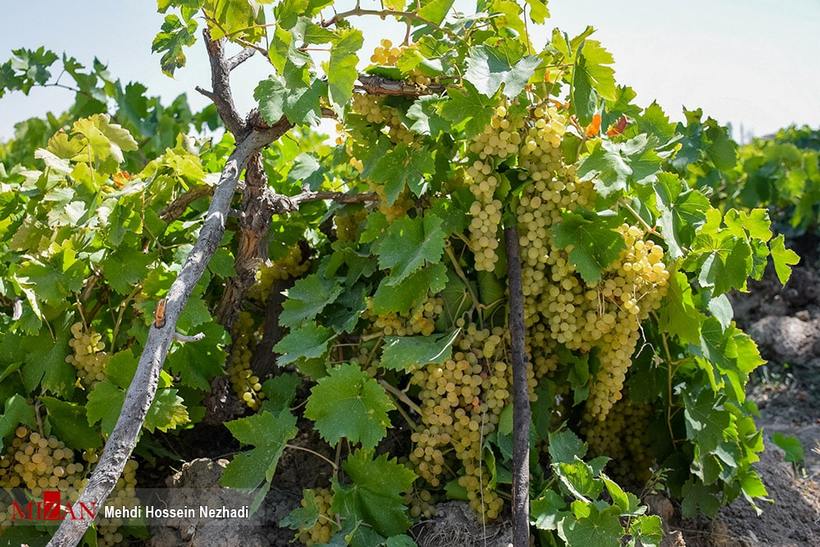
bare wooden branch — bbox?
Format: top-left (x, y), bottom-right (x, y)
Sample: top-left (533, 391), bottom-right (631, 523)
top-left (203, 29), bottom-right (248, 137)
top-left (291, 190), bottom-right (378, 206)
top-left (160, 185), bottom-right (214, 221)
top-left (226, 46), bottom-right (256, 70)
top-left (173, 332), bottom-right (206, 343)
top-left (45, 123), bottom-right (289, 547)
top-left (505, 225), bottom-right (531, 547)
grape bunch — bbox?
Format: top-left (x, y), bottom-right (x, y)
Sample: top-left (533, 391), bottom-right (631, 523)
top-left (96, 459), bottom-right (139, 547)
top-left (296, 488), bottom-right (337, 545)
top-left (249, 245), bottom-right (309, 303)
top-left (408, 322), bottom-right (536, 519)
top-left (364, 297), bottom-right (443, 338)
top-left (583, 400), bottom-right (654, 484)
top-left (369, 39), bottom-right (431, 87)
top-left (226, 312), bottom-right (265, 410)
top-left (66, 321), bottom-right (109, 386)
top-left (334, 207), bottom-right (368, 242)
top-left (0, 427), bottom-right (87, 496)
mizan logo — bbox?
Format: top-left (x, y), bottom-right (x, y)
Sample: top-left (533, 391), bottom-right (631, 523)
top-left (9, 490), bottom-right (97, 522)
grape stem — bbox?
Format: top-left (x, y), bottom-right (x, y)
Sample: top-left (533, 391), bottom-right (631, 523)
top-left (172, 332), bottom-right (206, 343)
top-left (504, 225), bottom-right (531, 547)
top-left (445, 244), bottom-right (480, 312)
top-left (285, 444), bottom-right (338, 470)
top-left (620, 199), bottom-right (657, 235)
top-left (379, 379), bottom-right (423, 416)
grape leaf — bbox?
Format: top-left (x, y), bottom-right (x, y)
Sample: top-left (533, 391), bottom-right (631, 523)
top-left (697, 237), bottom-right (751, 296)
top-left (305, 364), bottom-right (394, 449)
top-left (769, 234), bottom-right (799, 285)
top-left (261, 373), bottom-right (301, 412)
top-left (525, 0), bottom-right (550, 23)
top-left (771, 432), bottom-right (804, 465)
top-left (166, 322), bottom-right (228, 390)
top-left (147, 389), bottom-right (190, 433)
top-left (87, 381), bottom-right (189, 435)
top-left (332, 449), bottom-right (416, 537)
top-left (551, 211), bottom-right (625, 284)
top-left (375, 214), bottom-right (446, 285)
top-left (440, 82), bottom-right (495, 138)
top-left (254, 70), bottom-right (327, 126)
top-left (380, 330), bottom-right (458, 371)
top-left (681, 478), bottom-right (721, 518)
top-left (628, 515), bottom-right (664, 547)
top-left (407, 96), bottom-right (449, 137)
top-left (557, 505), bottom-right (623, 546)
top-left (372, 263), bottom-right (448, 315)
top-left (327, 28), bottom-right (363, 114)
top-left (21, 325), bottom-right (76, 398)
top-left (653, 172), bottom-right (710, 259)
top-left (280, 488), bottom-right (322, 530)
top-left (659, 271), bottom-right (703, 345)
top-left (464, 45), bottom-right (540, 99)
top-left (418, 0), bottom-right (455, 24)
top-left (683, 389), bottom-right (731, 453)
top-left (279, 274), bottom-right (344, 327)
top-left (571, 39), bottom-right (616, 125)
top-left (531, 489), bottom-right (569, 530)
top-left (0, 395), bottom-right (35, 450)
top-left (365, 144), bottom-right (435, 204)
top-left (221, 410), bottom-right (298, 490)
top-left (578, 135), bottom-right (661, 197)
top-left (548, 430), bottom-right (587, 464)
top-left (40, 396), bottom-right (102, 450)
top-left (151, 14), bottom-right (198, 76)
top-left (101, 247), bottom-right (155, 295)
top-left (274, 322), bottom-right (336, 366)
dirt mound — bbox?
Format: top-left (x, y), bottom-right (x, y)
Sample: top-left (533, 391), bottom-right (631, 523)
top-left (147, 458), bottom-right (283, 547)
top-left (712, 440), bottom-right (819, 546)
top-left (749, 316), bottom-right (820, 366)
top-left (414, 501), bottom-right (512, 547)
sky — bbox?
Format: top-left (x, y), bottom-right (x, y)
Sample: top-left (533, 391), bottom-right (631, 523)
top-left (1, 0), bottom-right (818, 142)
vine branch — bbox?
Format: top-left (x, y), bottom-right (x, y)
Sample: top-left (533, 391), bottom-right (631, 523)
top-left (321, 7), bottom-right (457, 39)
top-left (504, 225), bottom-right (531, 547)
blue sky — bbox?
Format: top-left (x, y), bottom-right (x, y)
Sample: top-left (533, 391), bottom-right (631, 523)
top-left (1, 0), bottom-right (818, 141)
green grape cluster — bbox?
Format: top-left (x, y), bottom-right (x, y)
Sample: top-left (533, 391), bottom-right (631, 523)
top-left (370, 39), bottom-right (402, 65)
top-left (504, 104), bottom-right (670, 420)
top-left (465, 159), bottom-right (503, 272)
top-left (0, 427), bottom-right (87, 496)
top-left (409, 323), bottom-right (536, 520)
top-left (0, 427), bottom-right (90, 533)
top-left (583, 400), bottom-right (654, 484)
top-left (96, 459), bottom-right (139, 547)
top-left (249, 245), bottom-right (309, 303)
top-left (334, 208), bottom-right (368, 242)
top-left (296, 488), bottom-right (338, 545)
top-left (66, 321), bottom-right (109, 386)
top-left (407, 488), bottom-right (435, 519)
top-left (351, 94), bottom-right (414, 145)
top-left (226, 312), bottom-right (265, 410)
top-left (364, 297), bottom-right (443, 338)
top-left (584, 225), bottom-right (669, 420)
top-left (369, 39), bottom-right (431, 87)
